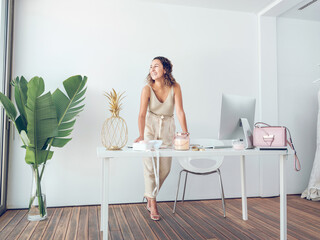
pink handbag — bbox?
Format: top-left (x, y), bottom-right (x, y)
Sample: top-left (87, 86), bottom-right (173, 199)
top-left (253, 122), bottom-right (301, 171)
top-left (253, 124), bottom-right (287, 147)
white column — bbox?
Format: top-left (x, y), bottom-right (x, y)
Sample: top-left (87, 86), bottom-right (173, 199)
top-left (240, 155), bottom-right (248, 220)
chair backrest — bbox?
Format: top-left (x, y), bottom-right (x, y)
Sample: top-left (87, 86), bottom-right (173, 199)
top-left (178, 139), bottom-right (224, 174)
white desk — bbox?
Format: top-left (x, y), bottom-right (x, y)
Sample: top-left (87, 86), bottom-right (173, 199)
top-left (97, 147), bottom-right (292, 240)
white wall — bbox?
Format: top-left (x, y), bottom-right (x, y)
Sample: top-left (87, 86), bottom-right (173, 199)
top-left (257, 16), bottom-right (281, 197)
top-left (8, 0), bottom-right (261, 208)
top-left (277, 18), bottom-right (320, 194)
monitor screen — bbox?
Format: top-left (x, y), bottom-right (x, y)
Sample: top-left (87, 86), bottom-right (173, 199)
top-left (219, 94), bottom-right (256, 141)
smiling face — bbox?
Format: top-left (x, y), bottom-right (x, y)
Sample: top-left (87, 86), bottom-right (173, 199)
top-left (149, 59), bottom-right (166, 81)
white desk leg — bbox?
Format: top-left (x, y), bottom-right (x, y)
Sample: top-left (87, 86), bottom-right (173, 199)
top-left (102, 158), bottom-right (110, 240)
top-left (280, 154), bottom-right (287, 240)
top-left (101, 158), bottom-right (104, 231)
top-left (240, 155), bottom-right (248, 220)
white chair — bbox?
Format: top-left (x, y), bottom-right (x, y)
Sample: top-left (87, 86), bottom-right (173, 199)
top-left (172, 139), bottom-right (226, 217)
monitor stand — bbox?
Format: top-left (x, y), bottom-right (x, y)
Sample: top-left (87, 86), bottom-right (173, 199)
top-left (240, 118), bottom-right (253, 149)
top-left (215, 118), bottom-right (254, 149)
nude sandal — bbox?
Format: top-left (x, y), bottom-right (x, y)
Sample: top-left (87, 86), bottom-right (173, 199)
top-left (150, 212), bottom-right (161, 221)
top-left (143, 197), bottom-right (151, 212)
top-left (144, 197), bottom-right (161, 220)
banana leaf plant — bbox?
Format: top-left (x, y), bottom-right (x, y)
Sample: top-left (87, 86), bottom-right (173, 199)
top-left (0, 75), bottom-right (87, 219)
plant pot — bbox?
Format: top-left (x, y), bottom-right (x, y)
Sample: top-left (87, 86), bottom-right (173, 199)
top-left (28, 163), bottom-right (47, 221)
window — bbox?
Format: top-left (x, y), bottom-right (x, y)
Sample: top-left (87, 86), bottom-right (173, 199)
top-left (0, 0), bottom-right (13, 216)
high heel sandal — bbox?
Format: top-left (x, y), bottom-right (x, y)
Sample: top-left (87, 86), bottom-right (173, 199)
top-left (150, 212), bottom-right (160, 221)
top-left (143, 197), bottom-right (161, 221)
top-left (143, 197), bottom-right (151, 212)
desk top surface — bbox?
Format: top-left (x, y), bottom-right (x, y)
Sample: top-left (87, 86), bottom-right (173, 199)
top-left (97, 146), bottom-right (292, 158)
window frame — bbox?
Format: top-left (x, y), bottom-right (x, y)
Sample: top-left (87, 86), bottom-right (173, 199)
top-left (0, 0), bottom-right (14, 216)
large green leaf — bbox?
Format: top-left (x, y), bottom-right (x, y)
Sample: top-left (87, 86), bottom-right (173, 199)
top-left (20, 130), bottom-right (30, 146)
top-left (25, 147), bottom-right (53, 165)
top-left (28, 76), bottom-right (45, 98)
top-left (59, 119), bottom-right (76, 130)
top-left (0, 92), bottom-right (17, 121)
top-left (26, 77), bottom-right (58, 150)
top-left (16, 115), bottom-right (27, 133)
top-left (51, 75), bottom-right (87, 148)
top-left (52, 138), bottom-right (71, 147)
top-left (13, 76), bottom-right (28, 127)
top-left (63, 75), bottom-right (86, 99)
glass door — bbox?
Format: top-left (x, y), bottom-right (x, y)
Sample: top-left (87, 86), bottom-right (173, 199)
top-left (0, 0), bottom-right (12, 216)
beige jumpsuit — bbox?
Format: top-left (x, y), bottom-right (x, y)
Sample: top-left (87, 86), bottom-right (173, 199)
top-left (143, 85), bottom-right (175, 199)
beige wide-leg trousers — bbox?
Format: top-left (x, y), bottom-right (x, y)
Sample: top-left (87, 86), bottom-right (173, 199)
top-left (143, 112), bottom-right (175, 199)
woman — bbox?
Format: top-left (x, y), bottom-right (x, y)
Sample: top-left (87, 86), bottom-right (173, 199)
top-left (135, 56), bottom-right (188, 220)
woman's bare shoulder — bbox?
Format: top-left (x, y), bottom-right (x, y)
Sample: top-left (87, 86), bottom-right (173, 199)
top-left (173, 82), bottom-right (181, 93)
top-left (142, 85), bottom-right (151, 97)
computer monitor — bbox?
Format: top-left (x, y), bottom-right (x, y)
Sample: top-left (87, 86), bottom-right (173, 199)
top-left (218, 94), bottom-right (256, 148)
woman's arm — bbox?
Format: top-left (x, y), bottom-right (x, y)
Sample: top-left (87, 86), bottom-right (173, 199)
top-left (174, 83), bottom-right (188, 133)
top-left (134, 86), bottom-right (150, 142)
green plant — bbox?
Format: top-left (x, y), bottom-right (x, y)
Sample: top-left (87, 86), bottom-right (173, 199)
top-left (0, 75), bottom-right (87, 219)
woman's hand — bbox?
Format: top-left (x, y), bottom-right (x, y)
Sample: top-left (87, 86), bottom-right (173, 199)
top-left (134, 136), bottom-right (144, 143)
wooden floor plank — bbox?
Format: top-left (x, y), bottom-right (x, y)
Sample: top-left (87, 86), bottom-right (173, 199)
top-left (135, 204), bottom-right (171, 240)
top-left (230, 198), bottom-right (303, 240)
top-left (77, 206), bottom-right (89, 240)
top-left (65, 207), bottom-right (80, 240)
top-left (29, 208), bottom-right (55, 240)
top-left (113, 205), bottom-right (134, 240)
top-left (0, 210), bottom-right (19, 232)
top-left (174, 201), bottom-right (229, 240)
top-left (193, 200), bottom-right (253, 239)
top-left (109, 205), bottom-right (123, 240)
top-left (247, 198), bottom-right (311, 239)
top-left (121, 205), bottom-right (146, 240)
top-left (159, 202), bottom-right (205, 240)
top-left (96, 205), bottom-right (104, 240)
top-left (52, 207), bottom-right (72, 239)
top-left (258, 198), bottom-right (320, 240)
top-left (226, 200), bottom-right (280, 239)
top-left (129, 204), bottom-right (158, 240)
top-left (155, 203), bottom-right (193, 240)
top-left (17, 220), bottom-right (38, 240)
top-left (6, 210), bottom-right (32, 240)
top-left (229, 198), bottom-right (282, 238)
top-left (189, 201), bottom-right (245, 240)
top-left (165, 202), bottom-right (213, 239)
top-left (0, 195), bottom-right (319, 240)
top-left (146, 204), bottom-right (184, 240)
top-left (41, 208), bottom-right (63, 240)
top-left (0, 210), bottom-right (27, 239)
top-left (88, 206), bottom-right (100, 240)
top-left (204, 199), bottom-right (274, 240)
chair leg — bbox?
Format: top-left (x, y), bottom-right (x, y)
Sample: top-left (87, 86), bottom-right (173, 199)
top-left (182, 172), bottom-right (188, 202)
top-left (217, 169), bottom-right (226, 217)
top-left (173, 170), bottom-right (184, 213)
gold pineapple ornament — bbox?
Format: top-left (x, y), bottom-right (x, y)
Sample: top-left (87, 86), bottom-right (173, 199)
top-left (101, 89), bottom-right (128, 150)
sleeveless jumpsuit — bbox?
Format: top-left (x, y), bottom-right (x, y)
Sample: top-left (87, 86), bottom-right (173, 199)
top-left (143, 85), bottom-right (176, 199)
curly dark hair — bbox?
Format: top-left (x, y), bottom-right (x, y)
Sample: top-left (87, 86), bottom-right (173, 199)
top-left (147, 56), bottom-right (176, 86)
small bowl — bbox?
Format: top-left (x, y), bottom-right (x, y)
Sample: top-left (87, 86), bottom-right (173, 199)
top-left (232, 140), bottom-right (245, 150)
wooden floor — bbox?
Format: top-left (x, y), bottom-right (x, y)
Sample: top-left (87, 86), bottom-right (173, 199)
top-left (0, 195), bottom-right (319, 240)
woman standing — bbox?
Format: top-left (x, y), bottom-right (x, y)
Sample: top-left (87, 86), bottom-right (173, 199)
top-left (135, 56), bottom-right (188, 220)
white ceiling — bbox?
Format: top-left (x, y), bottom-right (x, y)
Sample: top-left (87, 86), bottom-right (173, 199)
top-left (144, 0), bottom-right (320, 22)
top-left (144, 0), bottom-right (276, 13)
top-left (280, 0), bottom-right (320, 22)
